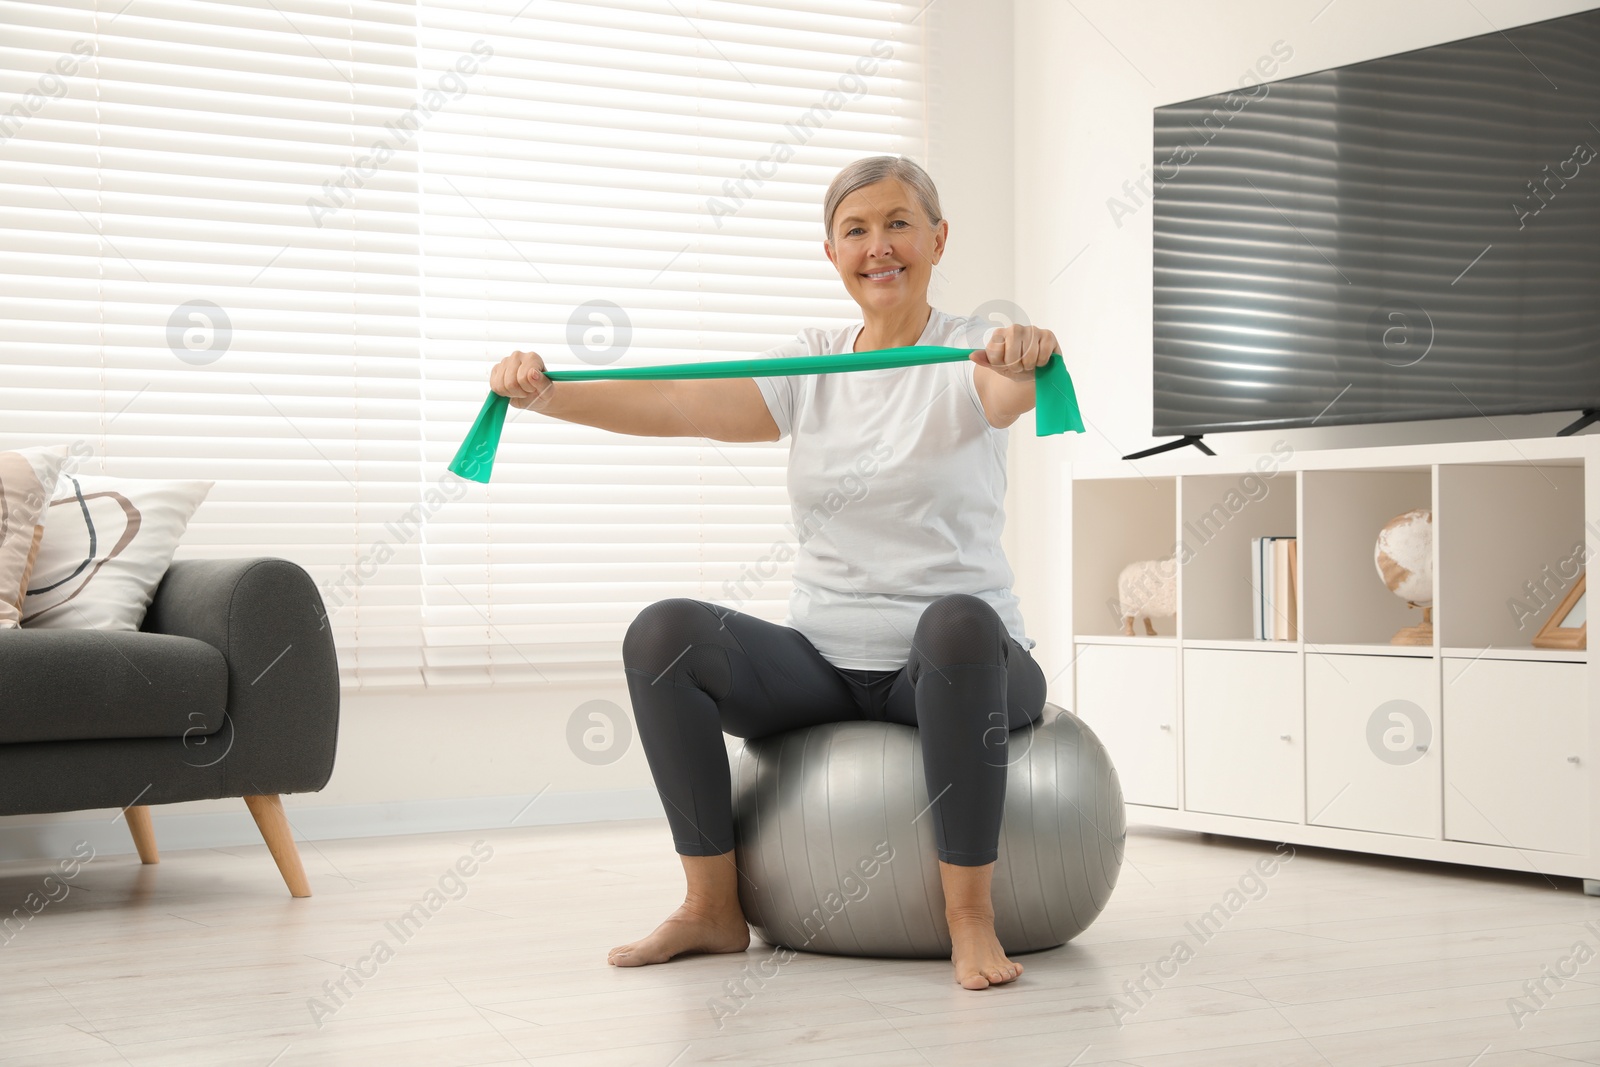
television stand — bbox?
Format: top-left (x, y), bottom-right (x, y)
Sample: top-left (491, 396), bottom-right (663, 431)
top-left (1557, 409), bottom-right (1599, 437)
top-left (1123, 435), bottom-right (1215, 461)
top-left (1067, 434), bottom-right (1598, 893)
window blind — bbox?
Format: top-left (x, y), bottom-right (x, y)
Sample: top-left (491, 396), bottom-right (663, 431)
top-left (0, 0), bottom-right (926, 688)
top-left (0, 0), bottom-right (428, 686)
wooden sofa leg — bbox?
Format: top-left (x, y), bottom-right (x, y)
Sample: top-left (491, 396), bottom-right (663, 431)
top-left (125, 805), bottom-right (159, 864)
top-left (244, 794), bottom-right (311, 898)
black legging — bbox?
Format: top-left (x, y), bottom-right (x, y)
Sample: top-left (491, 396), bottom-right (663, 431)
top-left (620, 592), bottom-right (1047, 866)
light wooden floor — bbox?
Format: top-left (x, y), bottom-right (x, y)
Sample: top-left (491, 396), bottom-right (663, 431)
top-left (1, 819), bottom-right (1598, 1066)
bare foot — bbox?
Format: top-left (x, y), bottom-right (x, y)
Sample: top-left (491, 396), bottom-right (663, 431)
top-left (948, 916), bottom-right (1024, 990)
top-left (607, 902), bottom-right (751, 967)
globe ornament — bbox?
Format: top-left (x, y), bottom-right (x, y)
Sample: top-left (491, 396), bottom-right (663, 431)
top-left (1375, 506), bottom-right (1433, 645)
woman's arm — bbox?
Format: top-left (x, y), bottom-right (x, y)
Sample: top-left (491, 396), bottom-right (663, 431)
top-left (971, 325), bottom-right (1058, 430)
top-left (491, 350), bottom-right (780, 441)
top-left (974, 369), bottom-right (1036, 430)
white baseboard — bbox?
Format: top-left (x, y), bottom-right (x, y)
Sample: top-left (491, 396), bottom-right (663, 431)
top-left (0, 788), bottom-right (666, 864)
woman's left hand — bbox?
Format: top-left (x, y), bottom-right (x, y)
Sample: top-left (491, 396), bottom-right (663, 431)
top-left (971, 324), bottom-right (1060, 382)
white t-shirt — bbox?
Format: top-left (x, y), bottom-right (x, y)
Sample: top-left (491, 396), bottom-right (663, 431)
top-left (748, 306), bottom-right (1036, 670)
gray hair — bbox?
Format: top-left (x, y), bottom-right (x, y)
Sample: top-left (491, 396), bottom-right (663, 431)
top-left (822, 155), bottom-right (943, 245)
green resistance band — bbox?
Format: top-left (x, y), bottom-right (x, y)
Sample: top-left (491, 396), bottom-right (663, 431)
top-left (448, 344), bottom-right (1084, 484)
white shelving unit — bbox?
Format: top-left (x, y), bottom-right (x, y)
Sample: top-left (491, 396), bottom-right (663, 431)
top-left (1065, 435), bottom-right (1599, 894)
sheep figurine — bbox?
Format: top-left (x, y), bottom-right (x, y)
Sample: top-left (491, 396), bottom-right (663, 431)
top-left (1117, 556), bottom-right (1177, 636)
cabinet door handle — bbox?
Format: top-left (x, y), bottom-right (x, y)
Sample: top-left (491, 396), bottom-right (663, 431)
top-left (1158, 723), bottom-right (1171, 731)
top-left (1569, 756), bottom-right (1581, 764)
top-left (1280, 733), bottom-right (1292, 741)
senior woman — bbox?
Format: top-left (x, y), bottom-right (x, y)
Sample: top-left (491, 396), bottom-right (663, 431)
top-left (490, 155), bottom-right (1060, 991)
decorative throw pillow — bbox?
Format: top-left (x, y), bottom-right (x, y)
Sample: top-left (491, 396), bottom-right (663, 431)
top-left (22, 473), bottom-right (214, 631)
top-left (0, 445), bottom-right (72, 628)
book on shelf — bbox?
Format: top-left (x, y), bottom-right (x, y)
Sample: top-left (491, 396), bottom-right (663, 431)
top-left (1251, 535), bottom-right (1298, 641)
top-left (1276, 537), bottom-right (1298, 640)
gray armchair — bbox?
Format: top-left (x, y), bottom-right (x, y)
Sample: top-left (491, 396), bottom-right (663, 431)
top-left (0, 558), bottom-right (340, 896)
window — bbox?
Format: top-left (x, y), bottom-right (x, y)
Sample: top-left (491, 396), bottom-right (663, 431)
top-left (0, 0), bottom-right (925, 686)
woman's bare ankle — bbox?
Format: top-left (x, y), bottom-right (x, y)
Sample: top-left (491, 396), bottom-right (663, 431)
top-left (678, 895), bottom-right (746, 928)
top-left (680, 852), bottom-right (740, 900)
top-left (946, 905), bottom-right (996, 928)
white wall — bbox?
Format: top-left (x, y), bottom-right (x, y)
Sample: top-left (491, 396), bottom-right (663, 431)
top-left (0, 1), bottom-right (1021, 862)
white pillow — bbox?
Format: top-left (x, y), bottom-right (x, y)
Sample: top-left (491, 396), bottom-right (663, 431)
top-left (21, 473), bottom-right (214, 631)
top-left (0, 445), bottom-right (71, 629)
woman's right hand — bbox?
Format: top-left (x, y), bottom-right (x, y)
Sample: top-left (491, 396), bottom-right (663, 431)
top-left (491, 350), bottom-right (556, 412)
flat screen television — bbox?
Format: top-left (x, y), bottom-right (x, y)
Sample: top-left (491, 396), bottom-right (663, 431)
top-left (1151, 7), bottom-right (1600, 439)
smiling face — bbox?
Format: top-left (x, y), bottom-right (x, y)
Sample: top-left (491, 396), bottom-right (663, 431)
top-left (824, 177), bottom-right (946, 315)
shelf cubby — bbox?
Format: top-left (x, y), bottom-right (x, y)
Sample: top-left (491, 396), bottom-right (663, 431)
top-left (1177, 471), bottom-right (1298, 641)
top-left (1436, 461), bottom-right (1586, 653)
top-left (1071, 476), bottom-right (1176, 638)
top-left (1301, 467), bottom-right (1433, 647)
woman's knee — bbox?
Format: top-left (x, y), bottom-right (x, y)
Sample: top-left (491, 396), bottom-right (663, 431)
top-left (622, 597), bottom-right (727, 674)
top-left (912, 593), bottom-right (1005, 666)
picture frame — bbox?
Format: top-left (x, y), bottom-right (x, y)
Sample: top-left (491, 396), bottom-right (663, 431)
top-left (1532, 571), bottom-right (1587, 650)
